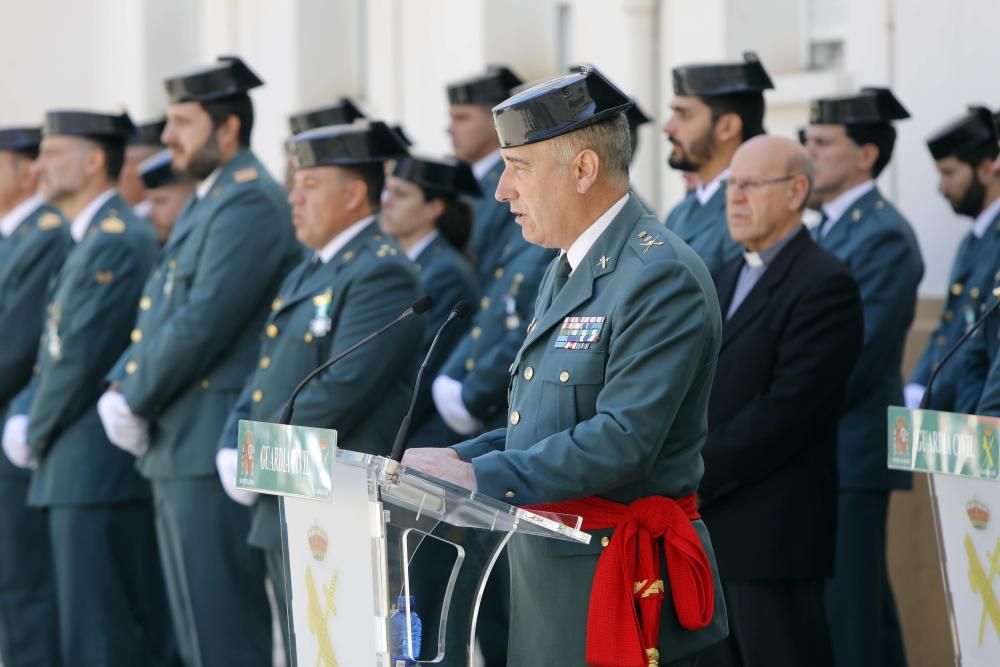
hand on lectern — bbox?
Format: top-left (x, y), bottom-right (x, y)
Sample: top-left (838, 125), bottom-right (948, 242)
top-left (402, 447), bottom-right (478, 492)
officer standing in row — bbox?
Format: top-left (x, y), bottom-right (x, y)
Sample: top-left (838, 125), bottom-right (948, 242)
top-left (98, 56), bottom-right (301, 667)
top-left (215, 120), bottom-right (422, 662)
top-left (5, 110), bottom-right (170, 666)
top-left (137, 148), bottom-right (196, 246)
top-left (285, 98), bottom-right (368, 190)
top-left (0, 126), bottom-right (69, 667)
top-left (445, 66), bottom-right (523, 282)
top-left (120, 117), bottom-right (166, 218)
top-left (803, 87), bottom-right (922, 667)
top-left (404, 65), bottom-right (728, 666)
top-left (664, 53), bottom-right (774, 272)
top-left (908, 107), bottom-right (1000, 410)
top-left (381, 155), bottom-right (480, 442)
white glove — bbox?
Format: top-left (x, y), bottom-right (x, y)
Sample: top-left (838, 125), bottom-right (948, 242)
top-left (904, 383), bottom-right (926, 410)
top-left (2, 415), bottom-right (37, 469)
top-left (216, 447), bottom-right (258, 506)
top-left (97, 390), bottom-right (150, 457)
top-left (432, 375), bottom-right (483, 436)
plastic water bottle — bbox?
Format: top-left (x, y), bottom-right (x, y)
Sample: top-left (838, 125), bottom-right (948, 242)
top-left (390, 595), bottom-right (422, 666)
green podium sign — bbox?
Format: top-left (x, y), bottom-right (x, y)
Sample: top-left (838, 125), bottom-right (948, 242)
top-left (235, 420), bottom-right (336, 501)
top-left (887, 406), bottom-right (999, 481)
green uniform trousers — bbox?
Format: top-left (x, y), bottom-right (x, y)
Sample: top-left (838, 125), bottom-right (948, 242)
top-left (151, 477), bottom-right (272, 667)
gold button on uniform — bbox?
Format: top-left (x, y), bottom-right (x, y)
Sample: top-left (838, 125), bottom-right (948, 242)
top-left (504, 490), bottom-right (516, 499)
top-left (971, 287), bottom-right (981, 300)
top-left (465, 358), bottom-right (475, 371)
top-left (130, 329), bottom-right (142, 343)
top-left (139, 296), bottom-right (151, 311)
top-left (471, 326), bottom-right (482, 340)
top-left (200, 379), bottom-right (210, 389)
top-left (523, 366), bottom-right (534, 380)
top-left (259, 356), bottom-right (271, 369)
top-left (125, 360), bottom-right (138, 375)
top-left (304, 332), bottom-right (313, 343)
top-left (510, 410), bottom-right (520, 425)
top-left (601, 536), bottom-right (610, 547)
top-left (494, 267), bottom-right (504, 279)
top-left (252, 389), bottom-right (263, 402)
top-left (266, 324), bottom-right (278, 338)
top-left (559, 371), bottom-right (570, 383)
top-left (951, 282), bottom-right (964, 296)
top-left (481, 297), bottom-right (490, 310)
top-left (271, 298), bottom-right (283, 311)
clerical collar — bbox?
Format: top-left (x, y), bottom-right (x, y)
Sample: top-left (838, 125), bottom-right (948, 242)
top-left (565, 192), bottom-right (630, 272)
top-left (696, 168), bottom-right (730, 205)
top-left (972, 194), bottom-right (1000, 239)
top-left (742, 224), bottom-right (802, 268)
top-left (316, 214), bottom-right (376, 264)
top-left (0, 195), bottom-right (44, 238)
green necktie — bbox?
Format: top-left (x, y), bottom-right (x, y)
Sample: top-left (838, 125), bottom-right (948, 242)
top-left (551, 253), bottom-right (572, 301)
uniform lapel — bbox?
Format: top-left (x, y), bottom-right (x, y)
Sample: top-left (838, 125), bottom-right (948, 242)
top-left (520, 197), bottom-right (643, 351)
top-left (162, 150), bottom-right (256, 254)
top-left (275, 221), bottom-right (376, 316)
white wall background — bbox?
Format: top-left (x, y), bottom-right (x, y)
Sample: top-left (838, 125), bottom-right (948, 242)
top-left (2, 0), bottom-right (998, 296)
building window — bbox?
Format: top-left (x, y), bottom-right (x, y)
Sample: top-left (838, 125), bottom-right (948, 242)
top-left (805, 0), bottom-right (845, 71)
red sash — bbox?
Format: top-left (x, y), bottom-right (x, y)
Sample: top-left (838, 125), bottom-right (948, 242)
top-left (524, 494), bottom-right (714, 667)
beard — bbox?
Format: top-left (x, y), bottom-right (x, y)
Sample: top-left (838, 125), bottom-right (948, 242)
top-left (180, 133), bottom-right (223, 181)
top-left (952, 176), bottom-right (987, 218)
top-left (667, 129), bottom-right (714, 172)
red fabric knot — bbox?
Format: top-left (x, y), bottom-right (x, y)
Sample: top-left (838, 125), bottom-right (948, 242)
top-left (524, 494), bottom-right (714, 667)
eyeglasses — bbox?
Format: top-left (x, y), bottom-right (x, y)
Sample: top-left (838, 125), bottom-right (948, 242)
top-left (728, 174), bottom-right (800, 193)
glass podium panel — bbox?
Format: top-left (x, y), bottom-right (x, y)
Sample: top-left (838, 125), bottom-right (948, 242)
top-left (278, 449), bottom-right (589, 667)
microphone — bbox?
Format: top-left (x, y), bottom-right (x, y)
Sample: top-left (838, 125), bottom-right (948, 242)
top-left (920, 288), bottom-right (1000, 409)
top-left (278, 296), bottom-right (434, 425)
top-left (389, 301), bottom-right (473, 461)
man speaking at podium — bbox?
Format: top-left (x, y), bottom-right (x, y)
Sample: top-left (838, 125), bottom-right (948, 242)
top-left (403, 67), bottom-right (728, 666)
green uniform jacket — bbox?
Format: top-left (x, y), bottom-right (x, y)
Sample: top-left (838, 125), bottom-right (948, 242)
top-left (439, 225), bottom-right (553, 430)
top-left (215, 221), bottom-right (424, 551)
top-left (665, 182), bottom-right (740, 274)
top-left (814, 187), bottom-right (924, 489)
top-left (409, 234), bottom-right (478, 436)
top-left (0, 203), bottom-right (72, 478)
top-left (469, 157), bottom-right (513, 286)
top-left (12, 194), bottom-right (158, 505)
top-left (454, 195), bottom-right (728, 663)
top-left (958, 266), bottom-right (1000, 415)
top-left (113, 150), bottom-right (301, 479)
top-left (912, 214), bottom-right (1000, 410)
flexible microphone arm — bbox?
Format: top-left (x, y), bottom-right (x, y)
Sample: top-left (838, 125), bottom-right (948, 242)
top-left (920, 288), bottom-right (1000, 409)
top-left (278, 296), bottom-right (434, 425)
top-left (389, 301), bottom-right (472, 461)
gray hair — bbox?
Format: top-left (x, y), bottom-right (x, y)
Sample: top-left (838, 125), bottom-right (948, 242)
top-left (549, 112), bottom-right (632, 189)
top-left (785, 149), bottom-right (815, 212)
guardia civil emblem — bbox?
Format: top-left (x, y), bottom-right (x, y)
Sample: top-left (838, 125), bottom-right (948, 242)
top-left (893, 416), bottom-right (910, 456)
top-left (241, 431), bottom-right (255, 476)
top-left (980, 426), bottom-right (997, 476)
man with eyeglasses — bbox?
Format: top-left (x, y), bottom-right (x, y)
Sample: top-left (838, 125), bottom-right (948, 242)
top-left (663, 53), bottom-right (774, 273)
top-left (699, 135), bottom-right (863, 667)
top-left (802, 88), bottom-right (923, 667)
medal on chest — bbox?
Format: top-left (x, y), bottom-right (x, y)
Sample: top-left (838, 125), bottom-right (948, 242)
top-left (310, 289), bottom-right (333, 338)
top-left (163, 259), bottom-right (176, 298)
top-left (46, 303), bottom-right (62, 359)
top-left (555, 316), bottom-right (605, 350)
